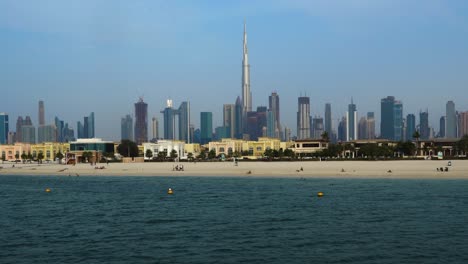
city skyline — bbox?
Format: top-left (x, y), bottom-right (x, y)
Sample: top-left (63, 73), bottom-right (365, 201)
top-left (2, 1), bottom-right (468, 140)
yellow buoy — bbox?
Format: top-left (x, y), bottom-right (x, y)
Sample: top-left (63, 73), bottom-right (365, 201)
top-left (45, 188), bottom-right (51, 193)
top-left (167, 188), bottom-right (173, 195)
top-left (317, 192), bottom-right (324, 197)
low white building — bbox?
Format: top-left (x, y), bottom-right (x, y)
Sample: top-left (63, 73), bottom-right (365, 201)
top-left (143, 140), bottom-right (186, 160)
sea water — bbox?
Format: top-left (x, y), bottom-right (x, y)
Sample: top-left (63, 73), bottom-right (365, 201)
top-left (0, 175), bottom-right (467, 264)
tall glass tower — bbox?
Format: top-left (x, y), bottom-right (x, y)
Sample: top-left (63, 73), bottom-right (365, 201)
top-left (134, 98), bottom-right (148, 144)
top-left (446, 101), bottom-right (456, 138)
top-left (0, 113), bottom-right (9, 144)
top-left (297, 96), bottom-right (310, 139)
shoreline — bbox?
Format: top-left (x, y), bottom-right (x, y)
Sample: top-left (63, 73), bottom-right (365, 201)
top-left (1, 160), bottom-right (467, 179)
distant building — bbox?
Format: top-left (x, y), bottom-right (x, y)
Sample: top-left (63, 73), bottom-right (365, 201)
top-left (177, 101), bottom-right (190, 143)
top-left (38, 125), bottom-right (57, 143)
top-left (121, 114), bottom-right (133, 141)
top-left (134, 98), bottom-right (148, 144)
top-left (311, 116), bottom-right (324, 139)
top-left (446, 101), bottom-right (456, 138)
top-left (358, 117), bottom-right (367, 140)
top-left (161, 99), bottom-right (176, 140)
top-left (346, 99), bottom-right (357, 141)
top-left (223, 104), bottom-right (236, 138)
top-left (200, 112), bottom-right (213, 145)
top-left (439, 116), bottom-right (446, 138)
top-left (0, 113), bottom-right (9, 144)
top-left (16, 116), bottom-right (32, 143)
top-left (380, 96), bottom-right (403, 141)
top-left (393, 101), bottom-right (403, 141)
top-left (143, 140), bottom-right (186, 160)
top-left (21, 125), bottom-right (36, 143)
top-left (406, 114), bottom-right (416, 141)
top-left (266, 110), bottom-right (276, 138)
top-left (77, 112), bottom-right (95, 139)
top-left (325, 103), bottom-right (332, 138)
top-left (297, 96), bottom-right (310, 139)
top-left (419, 111), bottom-right (430, 140)
top-left (268, 92), bottom-right (281, 139)
top-left (234, 97), bottom-right (243, 139)
top-left (367, 112), bottom-right (375, 139)
top-left (152, 117), bottom-right (159, 141)
top-left (55, 116), bottom-right (74, 143)
top-left (458, 111), bottom-right (468, 137)
top-left (338, 117), bottom-right (347, 142)
top-left (38, 100), bottom-right (45, 126)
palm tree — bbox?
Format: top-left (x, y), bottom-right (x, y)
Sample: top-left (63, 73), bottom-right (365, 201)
top-left (21, 153), bottom-right (27, 163)
top-left (321, 131), bottom-right (330, 142)
top-left (145, 149), bottom-right (153, 160)
top-left (37, 152), bottom-right (44, 164)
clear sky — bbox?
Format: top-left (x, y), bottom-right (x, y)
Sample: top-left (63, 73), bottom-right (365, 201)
top-left (1, 0), bottom-right (468, 140)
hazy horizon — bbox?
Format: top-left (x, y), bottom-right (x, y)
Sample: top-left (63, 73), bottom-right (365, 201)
top-left (2, 0), bottom-right (468, 141)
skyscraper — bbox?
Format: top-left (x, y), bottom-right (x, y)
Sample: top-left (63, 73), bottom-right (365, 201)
top-left (161, 99), bottom-right (176, 140)
top-left (367, 112), bottom-right (376, 139)
top-left (223, 104), bottom-right (236, 138)
top-left (394, 101), bottom-right (403, 141)
top-left (152, 117), bottom-right (159, 141)
top-left (446, 101), bottom-right (456, 138)
top-left (241, 21), bottom-right (252, 118)
top-left (38, 125), bottom-right (57, 143)
top-left (134, 98), bottom-right (148, 144)
top-left (458, 111), bottom-right (468, 137)
top-left (406, 114), bottom-right (416, 141)
top-left (268, 92), bottom-right (281, 138)
top-left (121, 114), bottom-right (133, 141)
top-left (78, 112), bottom-right (95, 139)
top-left (312, 117), bottom-right (324, 139)
top-left (439, 116), bottom-right (446, 138)
top-left (338, 117), bottom-right (347, 142)
top-left (15, 116), bottom-right (32, 143)
top-left (200, 112), bottom-right (213, 145)
top-left (358, 117), bottom-right (368, 140)
top-left (381, 96), bottom-right (395, 140)
top-left (419, 111), bottom-right (430, 140)
top-left (21, 125), bottom-right (36, 143)
top-left (38, 100), bottom-right (45, 126)
top-left (178, 101), bottom-right (190, 143)
top-left (346, 99), bottom-right (357, 141)
top-left (325, 103), bottom-right (332, 137)
top-left (297, 96), bottom-right (310, 139)
top-left (0, 113), bottom-right (9, 144)
top-left (234, 97), bottom-right (243, 139)
top-left (267, 110), bottom-right (276, 138)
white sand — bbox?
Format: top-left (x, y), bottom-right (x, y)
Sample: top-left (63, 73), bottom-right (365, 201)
top-left (1, 160), bottom-right (467, 179)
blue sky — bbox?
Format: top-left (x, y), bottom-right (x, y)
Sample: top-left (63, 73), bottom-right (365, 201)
top-left (1, 0), bottom-right (468, 140)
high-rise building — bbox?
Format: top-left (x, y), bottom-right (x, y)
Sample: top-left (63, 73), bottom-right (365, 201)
top-left (54, 116), bottom-right (73, 143)
top-left (381, 96), bottom-right (395, 140)
top-left (337, 117), bottom-right (347, 142)
top-left (439, 116), bottom-right (446, 138)
top-left (325, 103), bottom-right (332, 137)
top-left (78, 112), bottom-right (95, 139)
top-left (367, 112), bottom-right (376, 139)
top-left (121, 114), bottom-right (133, 141)
top-left (346, 99), bottom-right (357, 141)
top-left (419, 111), bottom-right (430, 140)
top-left (223, 104), bottom-right (236, 138)
top-left (21, 125), bottom-right (36, 143)
top-left (241, 21), bottom-right (252, 124)
top-left (152, 117), bottom-right (159, 140)
top-left (177, 101), bottom-right (191, 143)
top-left (234, 97), bottom-right (243, 139)
top-left (358, 117), bottom-right (367, 140)
top-left (7, 132), bottom-right (16, 144)
top-left (406, 114), bottom-right (416, 141)
top-left (134, 98), bottom-right (148, 144)
top-left (446, 101), bottom-right (456, 138)
top-left (161, 99), bottom-right (176, 140)
top-left (200, 112), bottom-right (213, 145)
top-left (312, 117), bottom-right (324, 139)
top-left (297, 96), bottom-right (310, 139)
top-left (458, 112), bottom-right (468, 137)
top-left (266, 110), bottom-right (276, 138)
top-left (15, 116), bottom-right (32, 143)
top-left (38, 100), bottom-right (45, 126)
top-left (394, 101), bottom-right (403, 141)
top-left (284, 127), bottom-right (291, 142)
top-left (268, 92), bottom-right (281, 138)
top-left (38, 125), bottom-right (57, 143)
top-left (0, 113), bottom-right (8, 144)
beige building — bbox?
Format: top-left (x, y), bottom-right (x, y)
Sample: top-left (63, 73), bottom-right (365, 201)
top-left (31, 142), bottom-right (70, 161)
top-left (209, 137), bottom-right (289, 158)
top-left (293, 139), bottom-right (329, 155)
top-left (0, 143), bottom-right (31, 161)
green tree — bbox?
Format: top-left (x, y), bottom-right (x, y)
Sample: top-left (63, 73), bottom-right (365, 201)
top-left (170, 149), bottom-right (178, 160)
top-left (21, 152), bottom-right (27, 163)
top-left (15, 153), bottom-right (20, 161)
top-left (145, 149), bottom-right (153, 160)
top-left (197, 150), bottom-right (207, 160)
top-left (27, 152), bottom-right (33, 162)
top-left (457, 135), bottom-right (468, 155)
top-left (208, 149), bottom-right (217, 160)
top-left (117, 140), bottom-right (139, 158)
top-left (1, 152), bottom-right (5, 163)
top-left (395, 141), bottom-right (416, 156)
top-left (283, 148), bottom-right (295, 159)
top-left (56, 152), bottom-right (64, 164)
top-left (81, 151), bottom-right (92, 163)
top-left (157, 150), bottom-right (167, 161)
top-left (187, 152), bottom-right (193, 161)
top-left (321, 131), bottom-right (330, 142)
top-left (37, 152), bottom-right (44, 164)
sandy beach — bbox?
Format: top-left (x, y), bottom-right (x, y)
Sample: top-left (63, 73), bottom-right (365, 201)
top-left (0, 160), bottom-right (467, 179)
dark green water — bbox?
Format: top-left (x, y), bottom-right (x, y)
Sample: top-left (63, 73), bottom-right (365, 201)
top-left (0, 175), bottom-right (467, 263)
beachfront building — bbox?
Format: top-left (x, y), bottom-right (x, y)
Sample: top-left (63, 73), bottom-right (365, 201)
top-left (68, 138), bottom-right (114, 164)
top-left (293, 139), bottom-right (329, 156)
top-left (184, 143), bottom-right (201, 157)
top-left (208, 137), bottom-right (283, 158)
top-left (209, 139), bottom-right (244, 157)
top-left (0, 143), bottom-right (31, 162)
top-left (31, 142), bottom-right (70, 162)
top-left (142, 140), bottom-right (186, 160)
